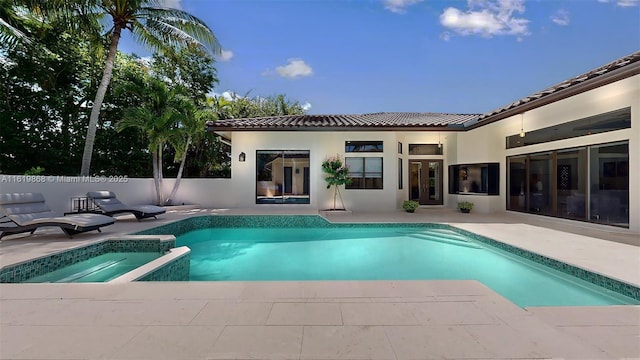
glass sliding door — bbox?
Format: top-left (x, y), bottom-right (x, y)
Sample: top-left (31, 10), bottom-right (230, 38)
top-left (507, 156), bottom-right (527, 211)
top-left (589, 142), bottom-right (629, 227)
top-left (506, 140), bottom-right (629, 228)
top-left (556, 148), bottom-right (587, 219)
top-left (256, 150), bottom-right (310, 204)
top-left (529, 152), bottom-right (553, 215)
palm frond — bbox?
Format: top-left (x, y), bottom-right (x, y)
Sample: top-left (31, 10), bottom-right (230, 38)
top-left (135, 6), bottom-right (220, 54)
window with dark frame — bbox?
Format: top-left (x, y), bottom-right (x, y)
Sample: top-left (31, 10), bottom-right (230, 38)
top-left (398, 158), bottom-right (403, 189)
top-left (448, 163), bottom-right (499, 195)
top-left (345, 141), bottom-right (383, 153)
top-left (345, 157), bottom-right (383, 189)
top-left (506, 107), bottom-right (631, 149)
top-left (409, 144), bottom-right (443, 155)
top-left (255, 150), bottom-right (310, 204)
top-left (398, 142), bottom-right (402, 154)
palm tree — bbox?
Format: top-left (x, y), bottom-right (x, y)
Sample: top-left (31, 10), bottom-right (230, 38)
top-left (0, 0), bottom-right (32, 48)
top-left (80, 0), bottom-right (220, 176)
top-left (164, 95), bottom-right (208, 205)
top-left (117, 75), bottom-right (183, 205)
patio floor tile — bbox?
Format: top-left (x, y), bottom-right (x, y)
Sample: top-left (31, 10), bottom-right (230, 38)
top-left (384, 325), bottom-right (492, 359)
top-left (0, 325), bottom-right (143, 359)
top-left (209, 325), bottom-right (303, 360)
top-left (340, 302), bottom-right (420, 325)
top-left (410, 301), bottom-right (500, 325)
top-left (107, 325), bottom-right (224, 360)
top-left (267, 302), bottom-right (343, 325)
top-left (300, 325), bottom-right (395, 360)
top-left (190, 301), bottom-right (273, 325)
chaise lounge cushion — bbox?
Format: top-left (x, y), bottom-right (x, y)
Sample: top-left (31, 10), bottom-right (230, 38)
top-left (0, 192), bottom-right (115, 237)
top-left (86, 191), bottom-right (165, 219)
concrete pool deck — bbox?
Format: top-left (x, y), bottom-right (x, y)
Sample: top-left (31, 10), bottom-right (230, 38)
top-left (1, 208), bottom-right (639, 359)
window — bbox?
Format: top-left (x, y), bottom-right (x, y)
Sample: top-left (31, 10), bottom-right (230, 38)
top-left (409, 144), bottom-right (442, 155)
top-left (346, 157), bottom-right (383, 189)
top-left (398, 158), bottom-right (403, 189)
top-left (398, 142), bottom-right (403, 154)
top-left (449, 163), bottom-right (499, 195)
top-left (506, 141), bottom-right (629, 228)
top-left (345, 141), bottom-right (383, 152)
top-left (256, 150), bottom-right (310, 204)
top-left (506, 107), bottom-right (630, 149)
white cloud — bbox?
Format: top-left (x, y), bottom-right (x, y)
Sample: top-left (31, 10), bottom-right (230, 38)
top-left (383, 0), bottom-right (423, 14)
top-left (439, 0), bottom-right (530, 39)
top-left (219, 49), bottom-right (233, 62)
top-left (272, 59), bottom-right (313, 79)
top-left (157, 0), bottom-right (182, 9)
top-left (302, 102), bottom-right (312, 111)
top-left (551, 9), bottom-right (570, 26)
top-left (597, 0), bottom-right (639, 6)
top-left (212, 90), bottom-right (241, 101)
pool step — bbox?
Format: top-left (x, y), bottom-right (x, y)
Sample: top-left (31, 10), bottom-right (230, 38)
top-left (421, 229), bottom-right (471, 241)
top-left (398, 229), bottom-right (472, 243)
top-left (55, 258), bottom-right (126, 283)
top-left (404, 232), bottom-right (482, 249)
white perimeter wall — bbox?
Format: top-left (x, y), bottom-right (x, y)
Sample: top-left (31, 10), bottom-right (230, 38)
top-left (0, 177), bottom-right (236, 214)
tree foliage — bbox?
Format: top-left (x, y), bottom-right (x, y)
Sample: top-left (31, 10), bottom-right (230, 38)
top-left (0, 1), bottom-right (308, 181)
top-left (321, 154), bottom-right (351, 210)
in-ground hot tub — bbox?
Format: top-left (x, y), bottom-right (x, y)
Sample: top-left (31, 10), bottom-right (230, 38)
top-left (0, 235), bottom-right (190, 283)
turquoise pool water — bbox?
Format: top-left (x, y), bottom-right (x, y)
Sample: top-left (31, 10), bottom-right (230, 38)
top-left (177, 226), bottom-right (638, 307)
top-left (25, 252), bottom-right (162, 283)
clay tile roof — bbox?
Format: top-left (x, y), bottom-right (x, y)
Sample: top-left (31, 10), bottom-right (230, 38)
top-left (476, 50), bottom-right (640, 122)
top-left (208, 112), bottom-right (479, 131)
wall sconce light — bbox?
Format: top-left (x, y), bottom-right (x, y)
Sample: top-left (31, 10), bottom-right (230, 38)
top-left (239, 152), bottom-right (246, 162)
top-left (519, 113), bottom-right (526, 138)
top-left (295, 168), bottom-right (300, 174)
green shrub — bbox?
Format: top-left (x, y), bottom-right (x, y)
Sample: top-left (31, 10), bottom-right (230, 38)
top-left (403, 200), bottom-right (419, 212)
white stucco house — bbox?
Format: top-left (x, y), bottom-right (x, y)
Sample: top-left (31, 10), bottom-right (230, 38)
top-left (208, 51), bottom-right (639, 232)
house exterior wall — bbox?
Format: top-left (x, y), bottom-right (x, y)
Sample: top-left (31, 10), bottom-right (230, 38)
top-left (3, 75), bottom-right (636, 232)
top-left (231, 131), bottom-right (403, 211)
top-left (454, 74), bottom-right (638, 231)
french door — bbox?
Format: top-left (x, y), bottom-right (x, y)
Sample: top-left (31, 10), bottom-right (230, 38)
top-left (409, 160), bottom-right (443, 205)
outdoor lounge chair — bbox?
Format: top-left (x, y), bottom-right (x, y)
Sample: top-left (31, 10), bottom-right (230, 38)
top-left (0, 192), bottom-right (116, 239)
top-left (86, 191), bottom-right (165, 221)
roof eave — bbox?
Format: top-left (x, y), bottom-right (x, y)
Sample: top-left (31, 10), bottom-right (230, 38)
top-left (468, 60), bottom-right (640, 130)
top-left (206, 125), bottom-right (463, 132)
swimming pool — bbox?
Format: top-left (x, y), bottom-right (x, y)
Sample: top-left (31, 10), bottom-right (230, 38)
top-left (24, 252), bottom-right (162, 283)
top-left (175, 223), bottom-right (639, 307)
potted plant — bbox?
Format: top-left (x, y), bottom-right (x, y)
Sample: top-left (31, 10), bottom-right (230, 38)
top-left (321, 154), bottom-right (351, 210)
top-left (457, 201), bottom-right (474, 213)
top-left (403, 200), bottom-right (419, 213)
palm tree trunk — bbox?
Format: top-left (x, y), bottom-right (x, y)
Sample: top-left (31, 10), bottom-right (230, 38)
top-left (151, 150), bottom-right (161, 205)
top-left (166, 137), bottom-right (190, 205)
top-left (80, 26), bottom-right (122, 176)
top-left (157, 143), bottom-right (165, 205)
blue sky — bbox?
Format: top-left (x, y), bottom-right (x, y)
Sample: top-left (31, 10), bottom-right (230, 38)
top-left (120, 0), bottom-right (640, 115)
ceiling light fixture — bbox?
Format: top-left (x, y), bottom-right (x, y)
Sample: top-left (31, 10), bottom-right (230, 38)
top-left (519, 113), bottom-right (526, 138)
